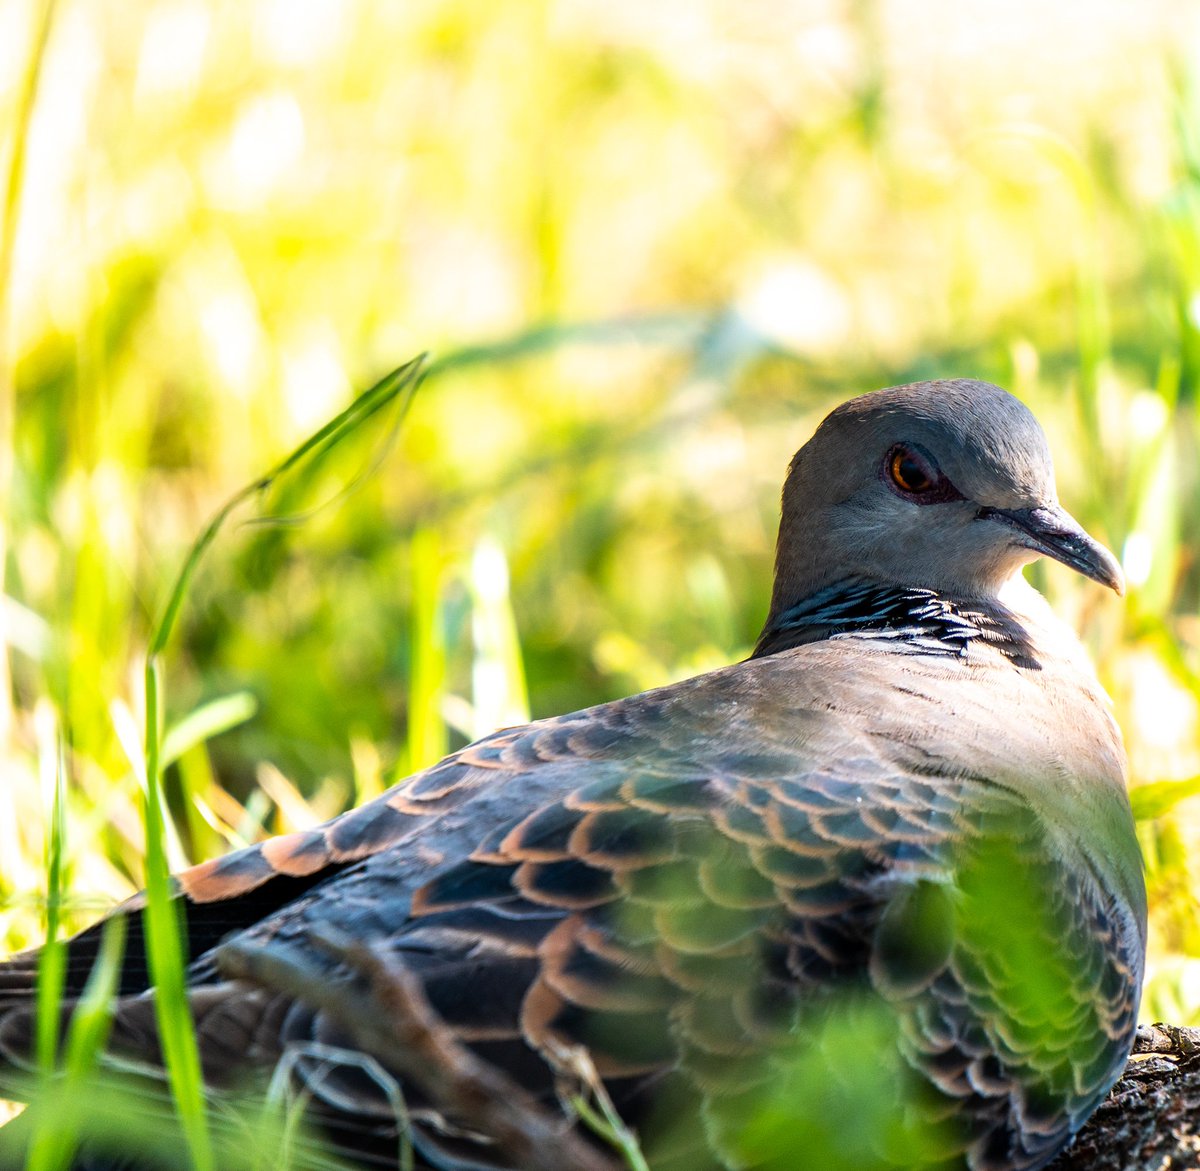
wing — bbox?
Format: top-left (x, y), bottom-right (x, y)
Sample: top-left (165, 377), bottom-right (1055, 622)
top-left (0, 647), bottom-right (1144, 1171)
top-left (228, 772), bottom-right (1137, 1171)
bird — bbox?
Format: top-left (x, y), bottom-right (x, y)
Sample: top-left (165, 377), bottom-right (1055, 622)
top-left (0, 378), bottom-right (1145, 1171)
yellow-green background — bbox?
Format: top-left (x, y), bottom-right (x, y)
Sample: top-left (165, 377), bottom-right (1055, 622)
top-left (2, 0), bottom-right (1199, 1035)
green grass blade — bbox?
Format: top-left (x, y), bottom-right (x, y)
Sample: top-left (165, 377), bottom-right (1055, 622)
top-left (161, 692), bottom-right (260, 767)
top-left (0, 0), bottom-right (60, 743)
top-left (468, 537), bottom-right (529, 738)
top-left (150, 355), bottom-right (427, 659)
top-left (1132, 776), bottom-right (1200, 821)
top-left (404, 527), bottom-right (447, 773)
top-left (33, 709), bottom-right (65, 1073)
top-left (27, 710), bottom-right (69, 1171)
top-left (143, 658), bottom-right (214, 1171)
top-left (163, 693), bottom-right (259, 858)
top-left (138, 354), bottom-right (428, 1169)
top-left (23, 914), bottom-right (129, 1171)
top-left (61, 913), bottom-right (127, 1079)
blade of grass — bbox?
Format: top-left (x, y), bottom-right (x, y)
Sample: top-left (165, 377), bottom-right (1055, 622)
top-left (468, 537), bottom-right (529, 738)
top-left (28, 704), bottom-right (68, 1171)
top-left (1132, 776), bottom-right (1200, 821)
top-left (404, 527), bottom-right (447, 774)
top-left (142, 661), bottom-right (213, 1170)
top-left (152, 355), bottom-right (427, 647)
top-left (60, 914), bottom-right (127, 1078)
top-left (24, 914), bottom-right (128, 1171)
top-left (426, 312), bottom-right (702, 378)
top-left (139, 354), bottom-right (428, 1170)
top-left (33, 703), bottom-right (65, 1071)
top-left (0, 0), bottom-right (60, 747)
top-left (161, 692), bottom-right (259, 766)
top-left (164, 693), bottom-right (259, 859)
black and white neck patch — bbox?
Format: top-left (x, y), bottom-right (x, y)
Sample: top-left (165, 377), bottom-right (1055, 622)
top-left (753, 579), bottom-right (1040, 669)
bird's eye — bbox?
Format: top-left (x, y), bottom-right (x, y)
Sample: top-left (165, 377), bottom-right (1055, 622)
top-left (887, 445), bottom-right (938, 494)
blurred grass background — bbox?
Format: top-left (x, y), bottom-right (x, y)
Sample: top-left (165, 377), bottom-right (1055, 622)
top-left (2, 0), bottom-right (1200, 1052)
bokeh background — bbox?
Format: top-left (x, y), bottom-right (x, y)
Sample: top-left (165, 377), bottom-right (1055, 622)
top-left (2, 0), bottom-right (1200, 1035)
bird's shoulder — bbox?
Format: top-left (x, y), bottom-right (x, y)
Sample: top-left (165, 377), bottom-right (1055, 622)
top-left (177, 611), bottom-right (1052, 915)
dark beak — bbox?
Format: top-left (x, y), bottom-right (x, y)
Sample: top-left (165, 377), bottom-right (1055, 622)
top-left (980, 505), bottom-right (1125, 595)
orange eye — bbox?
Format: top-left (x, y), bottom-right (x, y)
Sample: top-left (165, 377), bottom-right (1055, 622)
top-left (888, 446), bottom-right (936, 494)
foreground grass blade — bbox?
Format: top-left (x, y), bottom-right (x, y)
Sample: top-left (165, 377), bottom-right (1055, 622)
top-left (0, 0), bottom-right (60, 743)
top-left (28, 708), bottom-right (67, 1171)
top-left (139, 355), bottom-right (428, 1170)
top-left (404, 526), bottom-right (447, 774)
top-left (26, 915), bottom-right (127, 1171)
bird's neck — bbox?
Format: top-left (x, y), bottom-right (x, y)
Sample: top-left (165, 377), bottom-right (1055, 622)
top-left (752, 576), bottom-right (1041, 668)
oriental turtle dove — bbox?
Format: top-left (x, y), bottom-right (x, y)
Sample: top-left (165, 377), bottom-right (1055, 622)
top-left (0, 379), bottom-right (1145, 1171)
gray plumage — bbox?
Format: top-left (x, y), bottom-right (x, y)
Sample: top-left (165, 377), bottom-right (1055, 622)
top-left (0, 378), bottom-right (1145, 1171)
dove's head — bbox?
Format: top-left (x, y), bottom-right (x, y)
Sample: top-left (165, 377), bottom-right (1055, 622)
top-left (769, 379), bottom-right (1123, 618)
